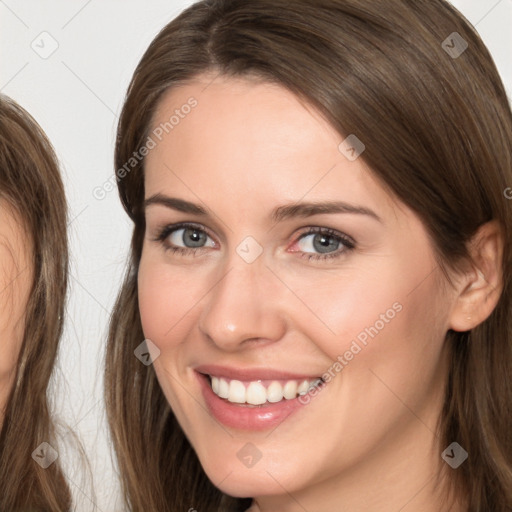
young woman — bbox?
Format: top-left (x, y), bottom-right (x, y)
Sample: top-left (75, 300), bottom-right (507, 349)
top-left (105, 0), bottom-right (512, 510)
top-left (0, 95), bottom-right (71, 510)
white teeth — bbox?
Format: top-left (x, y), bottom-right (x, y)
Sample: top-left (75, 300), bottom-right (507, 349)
top-left (218, 378), bottom-right (229, 399)
top-left (211, 376), bottom-right (219, 394)
top-left (267, 381), bottom-right (284, 403)
top-left (246, 382), bottom-right (267, 405)
top-left (297, 380), bottom-right (310, 395)
top-left (228, 380), bottom-right (246, 403)
top-left (209, 376), bottom-right (322, 405)
top-left (283, 380), bottom-right (298, 399)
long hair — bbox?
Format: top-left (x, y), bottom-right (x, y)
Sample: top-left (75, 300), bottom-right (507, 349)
top-left (0, 96), bottom-right (71, 510)
top-left (105, 1), bottom-right (512, 510)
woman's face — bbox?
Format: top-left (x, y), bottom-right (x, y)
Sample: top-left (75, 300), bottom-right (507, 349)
top-left (138, 74), bottom-right (457, 502)
top-left (0, 202), bottom-right (32, 422)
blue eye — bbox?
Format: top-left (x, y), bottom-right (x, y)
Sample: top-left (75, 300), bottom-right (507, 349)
top-left (156, 223), bottom-right (215, 255)
top-left (293, 227), bottom-right (355, 261)
top-left (169, 227), bottom-right (212, 248)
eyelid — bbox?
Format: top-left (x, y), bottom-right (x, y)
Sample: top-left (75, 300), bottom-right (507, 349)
top-left (289, 226), bottom-right (355, 260)
top-left (293, 225), bottom-right (355, 245)
top-left (154, 221), bottom-right (217, 245)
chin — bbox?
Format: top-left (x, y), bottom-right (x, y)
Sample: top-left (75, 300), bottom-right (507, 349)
top-left (200, 456), bottom-right (301, 499)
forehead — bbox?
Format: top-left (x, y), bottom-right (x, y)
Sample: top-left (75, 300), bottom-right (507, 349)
top-left (149, 73), bottom-right (339, 151)
top-left (144, 74), bottom-right (401, 222)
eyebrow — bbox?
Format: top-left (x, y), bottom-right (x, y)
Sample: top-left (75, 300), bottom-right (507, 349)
top-left (144, 194), bottom-right (382, 223)
top-left (271, 201), bottom-right (382, 223)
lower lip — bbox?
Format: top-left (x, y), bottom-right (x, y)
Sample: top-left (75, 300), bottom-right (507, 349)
top-left (197, 372), bottom-right (309, 431)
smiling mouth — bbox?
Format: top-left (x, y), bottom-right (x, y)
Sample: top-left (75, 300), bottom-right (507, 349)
top-left (204, 374), bottom-right (324, 406)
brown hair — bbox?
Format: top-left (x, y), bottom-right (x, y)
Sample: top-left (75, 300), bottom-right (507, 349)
top-left (105, 0), bottom-right (512, 510)
top-left (0, 95), bottom-right (71, 510)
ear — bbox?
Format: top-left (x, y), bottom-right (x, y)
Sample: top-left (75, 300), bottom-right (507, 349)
top-left (449, 220), bottom-right (504, 332)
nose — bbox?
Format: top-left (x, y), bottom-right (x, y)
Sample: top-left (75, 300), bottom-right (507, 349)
top-left (197, 253), bottom-right (287, 352)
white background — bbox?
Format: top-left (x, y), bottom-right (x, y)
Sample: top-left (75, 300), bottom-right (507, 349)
top-left (1, 1), bottom-right (511, 510)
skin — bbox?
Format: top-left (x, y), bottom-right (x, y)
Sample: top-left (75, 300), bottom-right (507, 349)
top-left (138, 74), bottom-right (502, 512)
top-left (0, 201), bottom-right (33, 425)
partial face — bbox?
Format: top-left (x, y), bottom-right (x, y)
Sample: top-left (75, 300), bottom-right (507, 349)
top-left (0, 201), bottom-right (33, 422)
top-left (138, 75), bottom-right (455, 499)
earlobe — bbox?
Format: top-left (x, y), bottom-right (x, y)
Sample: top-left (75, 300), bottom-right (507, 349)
top-left (449, 220), bottom-right (504, 332)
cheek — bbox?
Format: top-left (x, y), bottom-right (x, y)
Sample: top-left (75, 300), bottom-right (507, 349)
top-left (289, 255), bottom-right (449, 378)
top-left (137, 251), bottom-right (205, 349)
top-left (138, 262), bottom-right (174, 346)
top-left (0, 324), bottom-right (21, 380)
top-left (320, 266), bottom-right (450, 432)
top-left (283, 265), bottom-right (408, 362)
top-left (0, 261), bottom-right (31, 393)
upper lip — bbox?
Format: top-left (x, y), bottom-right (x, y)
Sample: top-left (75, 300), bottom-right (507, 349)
top-left (194, 364), bottom-right (322, 382)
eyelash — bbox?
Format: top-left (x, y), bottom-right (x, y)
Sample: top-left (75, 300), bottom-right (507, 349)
top-left (153, 222), bottom-right (356, 262)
